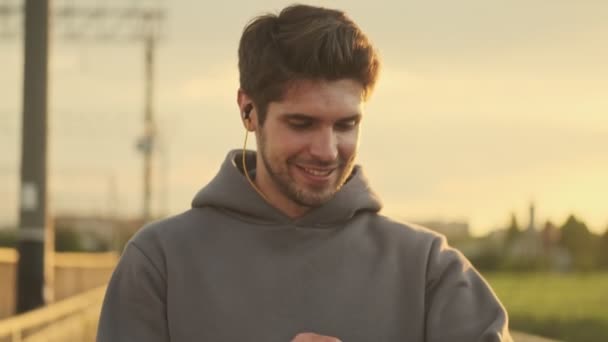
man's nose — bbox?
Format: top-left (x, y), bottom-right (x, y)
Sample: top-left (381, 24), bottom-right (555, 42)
top-left (309, 127), bottom-right (338, 162)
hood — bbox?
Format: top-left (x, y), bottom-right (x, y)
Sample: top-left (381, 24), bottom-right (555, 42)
top-left (192, 150), bottom-right (382, 227)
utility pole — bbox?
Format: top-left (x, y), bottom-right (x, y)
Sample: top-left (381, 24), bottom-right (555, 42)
top-left (55, 5), bottom-right (165, 223)
top-left (141, 35), bottom-right (155, 222)
top-left (16, 0), bottom-right (50, 313)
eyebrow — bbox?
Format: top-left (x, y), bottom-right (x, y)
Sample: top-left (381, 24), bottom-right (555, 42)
top-left (282, 113), bottom-right (313, 120)
top-left (281, 113), bottom-right (362, 122)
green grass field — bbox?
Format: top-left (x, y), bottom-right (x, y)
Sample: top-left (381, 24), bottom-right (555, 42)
top-left (483, 272), bottom-right (608, 342)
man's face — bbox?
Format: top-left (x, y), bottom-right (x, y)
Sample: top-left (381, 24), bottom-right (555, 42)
top-left (254, 79), bottom-right (364, 214)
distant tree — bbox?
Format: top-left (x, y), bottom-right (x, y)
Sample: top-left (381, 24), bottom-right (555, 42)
top-left (598, 227), bottom-right (608, 269)
top-left (559, 215), bottom-right (599, 271)
top-left (541, 220), bottom-right (560, 248)
top-left (467, 235), bottom-right (503, 271)
top-left (0, 229), bottom-right (17, 248)
top-left (504, 213), bottom-right (521, 247)
top-left (55, 228), bottom-right (85, 252)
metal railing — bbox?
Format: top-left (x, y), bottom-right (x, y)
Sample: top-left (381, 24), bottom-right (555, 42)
top-left (0, 285), bottom-right (106, 342)
top-left (0, 285), bottom-right (560, 342)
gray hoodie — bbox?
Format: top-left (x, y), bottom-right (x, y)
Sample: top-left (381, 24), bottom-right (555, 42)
top-left (97, 150), bottom-right (512, 342)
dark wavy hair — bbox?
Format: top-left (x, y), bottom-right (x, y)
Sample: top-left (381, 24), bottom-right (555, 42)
top-left (238, 4), bottom-right (381, 125)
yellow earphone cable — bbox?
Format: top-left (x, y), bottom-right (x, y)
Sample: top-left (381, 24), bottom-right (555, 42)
top-left (242, 130), bottom-right (270, 202)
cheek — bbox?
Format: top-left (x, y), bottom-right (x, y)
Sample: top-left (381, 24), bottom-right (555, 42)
top-left (337, 131), bottom-right (359, 156)
top-left (264, 129), bottom-right (309, 156)
top-left (282, 132), bottom-right (314, 153)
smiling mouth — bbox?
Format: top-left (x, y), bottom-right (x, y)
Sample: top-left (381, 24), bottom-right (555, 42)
top-left (295, 165), bottom-right (335, 178)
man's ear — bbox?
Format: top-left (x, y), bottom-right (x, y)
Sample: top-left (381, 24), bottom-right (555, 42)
top-left (237, 89), bottom-right (257, 132)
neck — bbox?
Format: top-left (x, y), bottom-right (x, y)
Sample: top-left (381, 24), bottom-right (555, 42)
top-left (252, 157), bottom-right (310, 219)
top-left (255, 176), bottom-right (310, 219)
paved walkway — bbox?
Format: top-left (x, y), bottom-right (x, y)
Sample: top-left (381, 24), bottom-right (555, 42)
top-left (512, 331), bottom-right (561, 342)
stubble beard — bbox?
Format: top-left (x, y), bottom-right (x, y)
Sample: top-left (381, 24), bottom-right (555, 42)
top-left (258, 135), bottom-right (356, 208)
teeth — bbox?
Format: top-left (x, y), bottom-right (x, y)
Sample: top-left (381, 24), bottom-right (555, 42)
top-left (302, 167), bottom-right (332, 176)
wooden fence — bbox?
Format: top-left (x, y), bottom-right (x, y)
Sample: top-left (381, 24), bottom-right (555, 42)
top-left (0, 286), bottom-right (105, 342)
top-left (0, 248), bottom-right (117, 320)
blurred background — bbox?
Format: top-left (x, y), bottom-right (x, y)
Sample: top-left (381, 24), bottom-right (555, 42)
top-left (0, 0), bottom-right (607, 341)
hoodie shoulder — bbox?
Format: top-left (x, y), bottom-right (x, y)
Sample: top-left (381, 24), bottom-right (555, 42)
top-left (130, 211), bottom-right (187, 247)
top-left (126, 210), bottom-right (208, 270)
top-left (369, 214), bottom-right (447, 246)
top-left (366, 214), bottom-right (510, 340)
top-left (372, 215), bottom-right (477, 274)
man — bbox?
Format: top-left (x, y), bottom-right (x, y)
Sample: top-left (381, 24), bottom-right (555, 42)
top-left (97, 4), bottom-right (512, 342)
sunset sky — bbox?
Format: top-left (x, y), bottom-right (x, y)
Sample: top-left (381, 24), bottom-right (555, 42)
top-left (1, 0), bottom-right (607, 235)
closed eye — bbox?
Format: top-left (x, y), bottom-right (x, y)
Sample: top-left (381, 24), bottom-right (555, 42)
top-left (287, 119), bottom-right (312, 130)
top-left (335, 117), bottom-right (360, 131)
top-left (286, 117), bottom-right (313, 130)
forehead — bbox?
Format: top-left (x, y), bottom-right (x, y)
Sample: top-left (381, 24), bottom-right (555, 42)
top-left (270, 79), bottom-right (364, 117)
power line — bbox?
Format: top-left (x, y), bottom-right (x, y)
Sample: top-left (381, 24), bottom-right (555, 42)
top-left (1, 1), bottom-right (166, 42)
top-left (1, 0), bottom-right (166, 223)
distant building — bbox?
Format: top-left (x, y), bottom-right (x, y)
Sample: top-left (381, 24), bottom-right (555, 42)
top-left (503, 203), bottom-right (573, 271)
top-left (507, 203), bottom-right (542, 259)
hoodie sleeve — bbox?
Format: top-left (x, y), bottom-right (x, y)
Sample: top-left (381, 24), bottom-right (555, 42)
top-left (424, 236), bottom-right (512, 342)
top-left (97, 242), bottom-right (169, 342)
